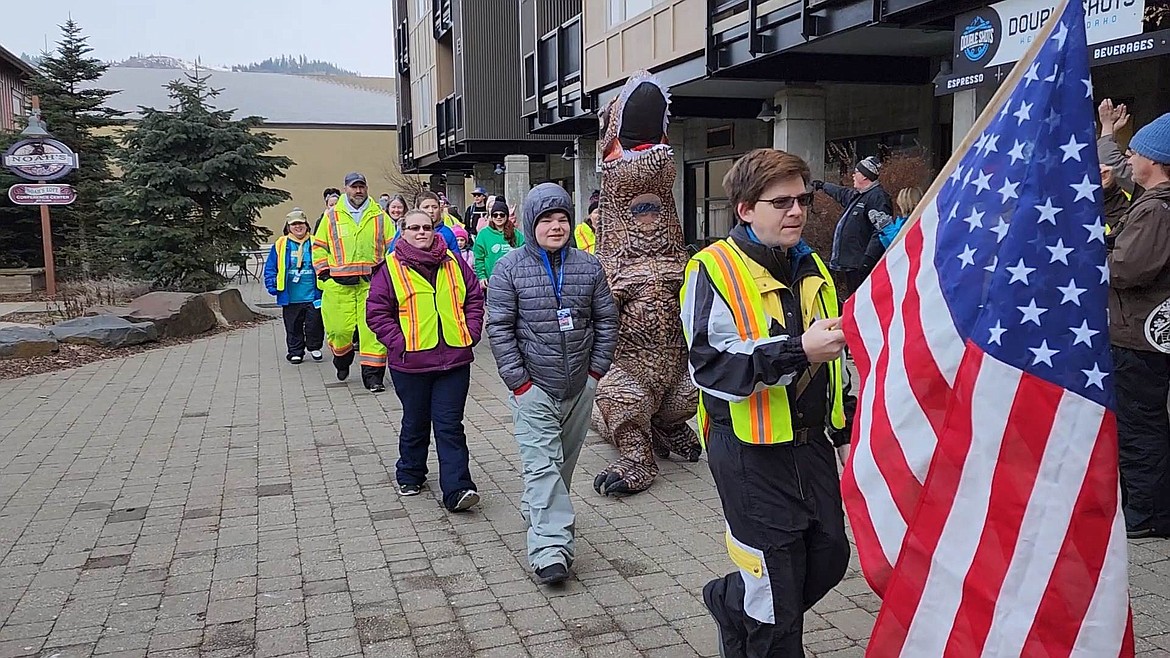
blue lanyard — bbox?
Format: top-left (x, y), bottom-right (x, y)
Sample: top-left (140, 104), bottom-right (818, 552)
top-left (541, 250), bottom-right (565, 307)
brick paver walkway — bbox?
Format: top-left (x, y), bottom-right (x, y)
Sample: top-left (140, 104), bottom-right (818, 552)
top-left (1, 287), bottom-right (1168, 657)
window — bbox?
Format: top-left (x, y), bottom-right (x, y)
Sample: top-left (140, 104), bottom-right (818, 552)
top-left (538, 37), bottom-right (557, 91)
top-left (416, 73), bottom-right (434, 128)
top-left (560, 20), bottom-right (582, 80)
top-left (11, 88), bottom-right (25, 118)
top-left (608, 0), bottom-right (660, 27)
top-left (523, 54), bottom-right (536, 99)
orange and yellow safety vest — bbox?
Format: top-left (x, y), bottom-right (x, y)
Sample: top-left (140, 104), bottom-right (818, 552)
top-left (684, 238), bottom-right (845, 446)
top-left (384, 251), bottom-right (473, 351)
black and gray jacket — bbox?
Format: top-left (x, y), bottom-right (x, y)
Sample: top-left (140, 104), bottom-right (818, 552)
top-left (681, 225), bottom-right (855, 445)
top-left (823, 181), bottom-right (894, 272)
top-left (486, 183), bottom-right (620, 400)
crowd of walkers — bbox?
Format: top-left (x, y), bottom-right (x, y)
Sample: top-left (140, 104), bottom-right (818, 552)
top-left (256, 100), bottom-right (1170, 655)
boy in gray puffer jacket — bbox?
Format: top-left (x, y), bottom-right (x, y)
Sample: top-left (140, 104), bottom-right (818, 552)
top-left (486, 183), bottom-right (619, 584)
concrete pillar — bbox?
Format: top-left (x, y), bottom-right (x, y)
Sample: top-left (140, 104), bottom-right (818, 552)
top-left (472, 163), bottom-right (502, 196)
top-left (445, 177), bottom-right (465, 214)
top-left (573, 137), bottom-right (600, 222)
top-left (952, 87), bottom-right (995, 153)
top-left (772, 86), bottom-right (827, 181)
top-left (504, 154), bottom-right (531, 208)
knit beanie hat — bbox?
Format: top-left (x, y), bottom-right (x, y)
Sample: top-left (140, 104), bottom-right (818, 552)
top-left (451, 224), bottom-right (469, 242)
top-left (856, 156), bottom-right (881, 181)
top-left (1130, 113), bottom-right (1170, 164)
top-left (490, 198), bottom-right (510, 216)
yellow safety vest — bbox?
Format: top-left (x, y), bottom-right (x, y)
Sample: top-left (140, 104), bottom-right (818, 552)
top-left (574, 223), bottom-right (596, 254)
top-left (274, 235), bottom-right (312, 292)
top-left (686, 238), bottom-right (845, 446)
top-left (311, 201), bottom-right (392, 278)
top-left (384, 251), bottom-right (473, 351)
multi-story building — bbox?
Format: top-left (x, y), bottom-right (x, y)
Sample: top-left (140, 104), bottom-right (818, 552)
top-left (511, 0), bottom-right (1170, 248)
top-left (393, 0), bottom-right (575, 210)
top-left (0, 43), bottom-right (34, 132)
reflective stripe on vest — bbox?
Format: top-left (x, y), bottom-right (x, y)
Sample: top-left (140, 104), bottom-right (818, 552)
top-left (275, 236), bottom-right (310, 292)
top-left (575, 223), bottom-right (595, 254)
top-left (323, 206), bottom-right (389, 276)
top-left (385, 251), bottom-right (473, 352)
top-left (689, 239), bottom-right (845, 446)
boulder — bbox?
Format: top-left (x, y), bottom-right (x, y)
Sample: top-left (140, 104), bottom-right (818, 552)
top-left (0, 323), bottom-right (58, 359)
top-left (50, 315), bottom-right (158, 348)
top-left (88, 292), bottom-right (216, 338)
top-left (198, 289), bottom-right (260, 326)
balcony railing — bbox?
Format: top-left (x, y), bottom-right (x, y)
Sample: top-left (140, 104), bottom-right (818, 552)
top-left (436, 94), bottom-right (462, 158)
top-left (399, 120), bottom-right (414, 170)
top-left (705, 0), bottom-right (874, 73)
top-left (533, 16), bottom-right (585, 124)
top-left (433, 0), bottom-right (453, 39)
top-left (396, 18), bottom-right (410, 74)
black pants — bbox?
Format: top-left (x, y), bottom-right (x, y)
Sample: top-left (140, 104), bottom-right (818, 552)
top-left (1113, 346), bottom-right (1170, 531)
top-left (391, 365), bottom-right (476, 509)
top-left (703, 424), bottom-right (850, 658)
top-left (281, 303), bottom-right (323, 358)
top-left (831, 268), bottom-right (868, 302)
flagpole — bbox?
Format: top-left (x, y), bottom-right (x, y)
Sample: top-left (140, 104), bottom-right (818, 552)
top-left (889, 0), bottom-right (1072, 248)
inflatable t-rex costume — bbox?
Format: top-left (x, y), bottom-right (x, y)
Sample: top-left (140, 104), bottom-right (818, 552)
top-left (591, 72), bottom-right (701, 497)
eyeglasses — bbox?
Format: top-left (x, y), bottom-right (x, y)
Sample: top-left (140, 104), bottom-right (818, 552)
top-left (757, 192), bottom-right (815, 211)
top-left (490, 212), bottom-right (508, 218)
top-left (473, 193), bottom-right (486, 197)
top-left (403, 225), bottom-right (434, 233)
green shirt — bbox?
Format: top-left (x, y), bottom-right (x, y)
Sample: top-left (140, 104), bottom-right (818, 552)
top-left (473, 226), bottom-right (524, 282)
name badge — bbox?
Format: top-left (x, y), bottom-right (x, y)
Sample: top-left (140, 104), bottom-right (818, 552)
top-left (557, 308), bottom-right (574, 332)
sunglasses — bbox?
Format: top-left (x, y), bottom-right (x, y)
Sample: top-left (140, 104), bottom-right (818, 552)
top-left (403, 225), bottom-right (434, 233)
top-left (757, 192), bottom-right (815, 211)
top-left (491, 212), bottom-right (508, 218)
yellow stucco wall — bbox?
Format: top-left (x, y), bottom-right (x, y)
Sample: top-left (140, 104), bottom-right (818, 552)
top-left (96, 124), bottom-right (409, 242)
top-left (264, 126), bottom-right (405, 239)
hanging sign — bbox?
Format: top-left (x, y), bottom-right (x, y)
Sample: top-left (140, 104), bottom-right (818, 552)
top-left (8, 183), bottom-right (77, 205)
top-left (953, 0), bottom-right (1145, 75)
top-left (3, 138), bottom-right (80, 181)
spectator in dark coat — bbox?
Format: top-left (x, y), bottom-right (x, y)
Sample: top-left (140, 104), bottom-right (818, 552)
top-left (1108, 112), bottom-right (1170, 540)
top-left (486, 183), bottom-right (619, 585)
top-left (814, 156), bottom-right (894, 297)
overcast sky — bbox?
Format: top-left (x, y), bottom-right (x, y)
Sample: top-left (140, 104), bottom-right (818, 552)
top-left (0, 0), bottom-right (395, 76)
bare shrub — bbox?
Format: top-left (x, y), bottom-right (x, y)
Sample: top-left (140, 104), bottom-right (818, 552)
top-left (55, 278), bottom-right (152, 319)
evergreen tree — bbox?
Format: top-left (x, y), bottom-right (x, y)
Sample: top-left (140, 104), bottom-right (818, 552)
top-left (15, 19), bottom-right (125, 276)
top-left (102, 74), bottom-right (293, 292)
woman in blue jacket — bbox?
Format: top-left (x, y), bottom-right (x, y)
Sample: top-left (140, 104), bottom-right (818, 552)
top-left (264, 209), bottom-right (324, 363)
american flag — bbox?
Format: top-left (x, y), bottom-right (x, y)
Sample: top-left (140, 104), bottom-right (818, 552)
top-left (840, 0), bottom-right (1134, 655)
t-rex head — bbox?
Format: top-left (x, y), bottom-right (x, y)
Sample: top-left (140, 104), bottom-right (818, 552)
top-left (598, 71), bottom-right (671, 164)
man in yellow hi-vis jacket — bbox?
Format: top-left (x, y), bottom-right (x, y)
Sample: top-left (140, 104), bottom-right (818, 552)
top-left (680, 149), bottom-right (856, 657)
top-left (313, 172), bottom-right (395, 392)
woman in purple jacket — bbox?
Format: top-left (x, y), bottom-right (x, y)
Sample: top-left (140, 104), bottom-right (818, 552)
top-left (367, 209), bottom-right (486, 512)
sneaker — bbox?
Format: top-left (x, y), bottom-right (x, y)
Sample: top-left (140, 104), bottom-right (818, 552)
top-left (336, 366), bottom-right (349, 381)
top-left (450, 489), bottom-right (480, 512)
top-left (398, 482), bottom-right (424, 496)
top-left (367, 382), bottom-right (386, 393)
top-left (289, 355), bottom-right (303, 364)
top-left (1127, 525), bottom-right (1170, 539)
top-left (310, 350), bottom-right (323, 361)
top-left (535, 563), bottom-right (569, 585)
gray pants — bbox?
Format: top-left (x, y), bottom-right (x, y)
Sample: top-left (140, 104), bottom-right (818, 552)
top-left (509, 380), bottom-right (596, 570)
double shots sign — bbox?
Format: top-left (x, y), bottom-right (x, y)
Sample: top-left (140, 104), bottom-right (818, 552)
top-left (954, 0), bottom-right (1144, 75)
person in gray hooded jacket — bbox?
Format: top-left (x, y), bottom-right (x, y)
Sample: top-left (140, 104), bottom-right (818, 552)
top-left (486, 182), bottom-right (619, 584)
